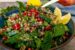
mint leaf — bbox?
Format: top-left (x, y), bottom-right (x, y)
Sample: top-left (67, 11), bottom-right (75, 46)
top-left (41, 31), bottom-right (52, 50)
top-left (53, 24), bottom-right (68, 37)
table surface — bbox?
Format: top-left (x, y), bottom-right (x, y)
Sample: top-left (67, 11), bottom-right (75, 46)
top-left (0, 2), bottom-right (75, 50)
top-left (63, 37), bottom-right (75, 50)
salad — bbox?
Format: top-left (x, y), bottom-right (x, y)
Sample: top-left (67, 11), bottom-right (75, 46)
top-left (0, 1), bottom-right (71, 50)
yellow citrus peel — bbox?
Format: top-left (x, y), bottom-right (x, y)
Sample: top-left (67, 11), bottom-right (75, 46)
top-left (27, 0), bottom-right (42, 6)
top-left (54, 7), bottom-right (71, 24)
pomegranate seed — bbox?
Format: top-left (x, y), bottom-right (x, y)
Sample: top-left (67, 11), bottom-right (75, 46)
top-left (27, 12), bottom-right (32, 17)
top-left (44, 25), bottom-right (52, 31)
top-left (34, 11), bottom-right (39, 17)
top-left (30, 8), bottom-right (36, 13)
top-left (34, 15), bottom-right (39, 19)
top-left (23, 11), bottom-right (27, 16)
top-left (2, 36), bottom-right (8, 40)
top-left (64, 32), bottom-right (69, 37)
top-left (28, 48), bottom-right (32, 50)
top-left (30, 8), bottom-right (39, 17)
top-left (36, 17), bottom-right (43, 22)
top-left (12, 23), bottom-right (20, 30)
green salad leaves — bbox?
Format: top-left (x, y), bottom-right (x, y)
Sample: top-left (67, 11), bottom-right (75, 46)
top-left (0, 1), bottom-right (70, 50)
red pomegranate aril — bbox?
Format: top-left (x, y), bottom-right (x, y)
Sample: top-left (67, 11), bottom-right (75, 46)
top-left (23, 11), bottom-right (27, 16)
top-left (28, 48), bottom-right (32, 50)
top-left (2, 36), bottom-right (8, 40)
top-left (36, 17), bottom-right (43, 22)
top-left (30, 8), bottom-right (36, 13)
top-left (34, 11), bottom-right (39, 17)
top-left (34, 15), bottom-right (39, 19)
top-left (64, 32), bottom-right (69, 37)
top-left (28, 12), bottom-right (32, 17)
top-left (44, 25), bottom-right (52, 31)
top-left (36, 17), bottom-right (40, 20)
top-left (12, 23), bottom-right (20, 30)
top-left (43, 12), bottom-right (47, 14)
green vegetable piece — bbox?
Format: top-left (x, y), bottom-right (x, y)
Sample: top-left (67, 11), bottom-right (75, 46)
top-left (7, 21), bottom-right (12, 26)
top-left (17, 1), bottom-right (26, 12)
top-left (31, 16), bottom-right (36, 22)
top-left (17, 1), bottom-right (26, 17)
top-left (43, 21), bottom-right (49, 26)
top-left (5, 34), bottom-right (20, 44)
top-left (53, 24), bottom-right (69, 37)
top-left (8, 30), bottom-right (18, 36)
top-left (41, 31), bottom-right (52, 50)
top-left (30, 29), bottom-right (39, 37)
top-left (40, 14), bottom-right (52, 24)
top-left (35, 38), bottom-right (41, 48)
top-left (20, 33), bottom-right (32, 41)
top-left (15, 42), bottom-right (25, 48)
top-left (64, 25), bottom-right (69, 31)
top-left (24, 16), bottom-right (29, 21)
top-left (28, 5), bottom-right (35, 10)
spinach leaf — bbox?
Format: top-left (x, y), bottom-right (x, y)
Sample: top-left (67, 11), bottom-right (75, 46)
top-left (41, 31), bottom-right (53, 50)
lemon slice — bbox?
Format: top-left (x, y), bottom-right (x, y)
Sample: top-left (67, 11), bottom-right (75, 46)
top-left (27, 0), bottom-right (42, 6)
top-left (54, 7), bottom-right (62, 19)
top-left (53, 7), bottom-right (62, 24)
top-left (59, 13), bottom-right (71, 24)
top-left (53, 7), bottom-right (71, 24)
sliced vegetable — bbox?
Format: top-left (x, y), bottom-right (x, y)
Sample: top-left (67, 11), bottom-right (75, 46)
top-left (40, 14), bottom-right (52, 24)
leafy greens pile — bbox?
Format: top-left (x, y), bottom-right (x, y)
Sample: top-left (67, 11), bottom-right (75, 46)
top-left (0, 1), bottom-right (69, 50)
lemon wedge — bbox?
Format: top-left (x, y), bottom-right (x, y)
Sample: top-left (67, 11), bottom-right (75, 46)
top-left (53, 7), bottom-right (71, 24)
top-left (27, 0), bottom-right (42, 6)
top-left (53, 7), bottom-right (62, 24)
top-left (54, 7), bottom-right (62, 19)
top-left (59, 13), bottom-right (71, 24)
